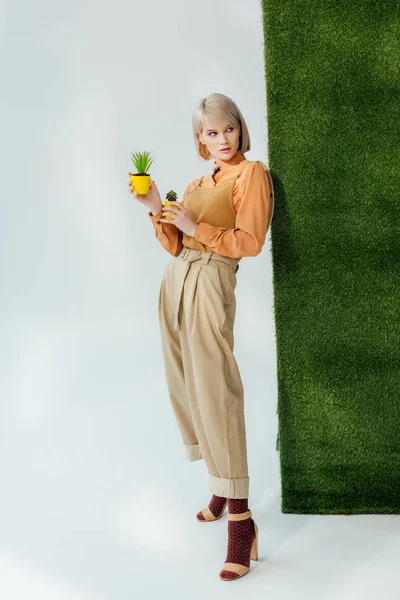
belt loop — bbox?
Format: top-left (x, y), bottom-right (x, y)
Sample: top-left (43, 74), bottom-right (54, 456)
top-left (180, 246), bottom-right (189, 260)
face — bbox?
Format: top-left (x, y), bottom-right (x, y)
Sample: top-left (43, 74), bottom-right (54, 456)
top-left (198, 116), bottom-right (241, 161)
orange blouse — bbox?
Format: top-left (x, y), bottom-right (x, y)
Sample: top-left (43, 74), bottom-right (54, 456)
top-left (148, 151), bottom-right (274, 258)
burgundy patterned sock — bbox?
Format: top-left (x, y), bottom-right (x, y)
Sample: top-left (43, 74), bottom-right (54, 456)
top-left (228, 497), bottom-right (248, 514)
top-left (209, 494), bottom-right (227, 517)
top-left (220, 497), bottom-right (255, 579)
top-left (197, 494), bottom-right (227, 520)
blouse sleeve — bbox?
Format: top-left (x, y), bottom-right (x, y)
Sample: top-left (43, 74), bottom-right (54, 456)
top-left (148, 180), bottom-right (198, 257)
top-left (192, 162), bottom-right (274, 258)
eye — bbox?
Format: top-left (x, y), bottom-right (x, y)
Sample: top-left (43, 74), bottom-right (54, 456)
top-left (209, 127), bottom-right (234, 136)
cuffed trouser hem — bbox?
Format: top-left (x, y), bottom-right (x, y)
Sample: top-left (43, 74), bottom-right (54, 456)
top-left (184, 442), bottom-right (202, 461)
top-left (209, 473), bottom-right (249, 499)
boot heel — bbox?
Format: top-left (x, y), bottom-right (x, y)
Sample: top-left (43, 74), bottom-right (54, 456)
top-left (250, 522), bottom-right (258, 561)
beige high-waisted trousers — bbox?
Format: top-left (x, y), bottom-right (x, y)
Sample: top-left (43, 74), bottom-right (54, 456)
top-left (158, 244), bottom-right (249, 498)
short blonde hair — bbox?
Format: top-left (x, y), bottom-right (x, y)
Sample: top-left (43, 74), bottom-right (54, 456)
top-left (192, 93), bottom-right (251, 160)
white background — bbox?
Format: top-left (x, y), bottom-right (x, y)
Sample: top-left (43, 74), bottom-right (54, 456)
top-left (1, 1), bottom-right (397, 599)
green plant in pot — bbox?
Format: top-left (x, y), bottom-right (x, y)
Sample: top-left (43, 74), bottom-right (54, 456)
top-left (163, 189), bottom-right (181, 220)
top-left (129, 150), bottom-right (155, 195)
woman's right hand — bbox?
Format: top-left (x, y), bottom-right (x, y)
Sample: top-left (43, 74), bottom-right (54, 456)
top-left (127, 172), bottom-right (163, 214)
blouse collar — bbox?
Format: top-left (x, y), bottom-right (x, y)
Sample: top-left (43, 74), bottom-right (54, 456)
top-left (212, 151), bottom-right (246, 173)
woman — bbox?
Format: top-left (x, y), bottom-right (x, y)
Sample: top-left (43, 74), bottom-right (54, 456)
top-left (128, 93), bottom-right (274, 580)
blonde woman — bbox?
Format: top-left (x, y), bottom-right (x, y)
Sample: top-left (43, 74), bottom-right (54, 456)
top-left (128, 93), bottom-right (274, 581)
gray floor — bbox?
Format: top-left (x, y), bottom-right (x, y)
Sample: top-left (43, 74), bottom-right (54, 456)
top-left (0, 398), bottom-right (399, 600)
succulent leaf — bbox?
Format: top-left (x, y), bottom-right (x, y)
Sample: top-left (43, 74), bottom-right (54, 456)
top-left (130, 149), bottom-right (155, 174)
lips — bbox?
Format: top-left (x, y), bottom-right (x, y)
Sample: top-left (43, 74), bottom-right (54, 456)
top-left (220, 148), bottom-right (231, 151)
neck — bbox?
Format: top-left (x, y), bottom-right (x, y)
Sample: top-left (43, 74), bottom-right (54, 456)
top-left (213, 150), bottom-right (244, 170)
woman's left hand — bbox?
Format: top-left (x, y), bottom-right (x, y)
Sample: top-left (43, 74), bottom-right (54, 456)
top-left (159, 201), bottom-right (197, 237)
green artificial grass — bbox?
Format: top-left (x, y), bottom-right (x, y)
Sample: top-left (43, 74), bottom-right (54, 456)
top-left (261, 0), bottom-right (400, 513)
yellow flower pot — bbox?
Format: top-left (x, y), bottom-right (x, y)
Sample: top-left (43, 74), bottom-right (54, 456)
top-left (163, 199), bottom-right (181, 220)
top-left (130, 174), bottom-right (150, 195)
